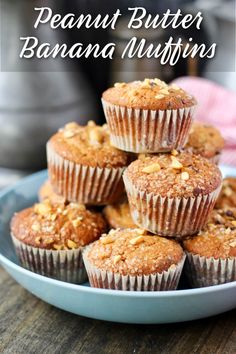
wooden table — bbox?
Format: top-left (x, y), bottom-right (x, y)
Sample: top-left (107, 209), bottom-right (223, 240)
top-left (0, 266), bottom-right (235, 354)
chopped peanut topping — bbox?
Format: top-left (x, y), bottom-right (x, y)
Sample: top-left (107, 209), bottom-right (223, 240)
top-left (34, 203), bottom-right (51, 216)
top-left (130, 236), bottom-right (144, 245)
top-left (159, 89), bottom-right (169, 95)
top-left (171, 149), bottom-right (179, 156)
top-left (101, 236), bottom-right (114, 245)
top-left (32, 223), bottom-right (40, 232)
top-left (114, 82), bottom-right (126, 88)
top-left (109, 229), bottom-right (116, 235)
top-left (53, 244), bottom-right (63, 250)
top-left (35, 236), bottom-right (41, 245)
top-left (142, 163), bottom-right (161, 174)
top-left (224, 187), bottom-right (232, 197)
top-left (64, 122), bottom-right (78, 130)
top-left (113, 255), bottom-right (122, 264)
top-left (87, 120), bottom-right (96, 127)
top-left (67, 239), bottom-right (77, 249)
top-left (72, 216), bottom-right (83, 227)
top-left (181, 172), bottom-right (190, 181)
top-left (45, 238), bottom-right (54, 244)
top-left (89, 128), bottom-right (103, 145)
top-left (170, 84), bottom-right (180, 91)
top-left (64, 130), bottom-right (76, 139)
top-left (232, 220), bottom-right (236, 227)
top-left (170, 156), bottom-right (183, 169)
top-left (136, 229), bottom-right (146, 235)
top-left (155, 94), bottom-right (165, 99)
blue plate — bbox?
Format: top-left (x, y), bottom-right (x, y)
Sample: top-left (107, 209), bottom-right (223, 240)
top-left (0, 167), bottom-right (236, 324)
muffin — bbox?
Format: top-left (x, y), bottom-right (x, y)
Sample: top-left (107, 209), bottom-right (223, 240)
top-left (183, 208), bottom-right (236, 287)
top-left (123, 151), bottom-right (222, 237)
top-left (83, 228), bottom-right (185, 291)
top-left (38, 179), bottom-right (66, 204)
top-left (184, 121), bottom-right (224, 164)
top-left (47, 121), bottom-right (131, 205)
top-left (215, 177), bottom-right (236, 209)
top-left (11, 200), bottom-right (107, 283)
top-left (102, 79), bottom-right (197, 153)
top-left (103, 201), bottom-right (136, 229)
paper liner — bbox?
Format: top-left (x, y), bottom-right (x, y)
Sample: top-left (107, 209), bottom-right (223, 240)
top-left (83, 246), bottom-right (186, 291)
top-left (11, 235), bottom-right (87, 284)
top-left (208, 153), bottom-right (221, 165)
top-left (185, 251), bottom-right (236, 288)
top-left (102, 99), bottom-right (196, 153)
top-left (123, 172), bottom-right (221, 237)
top-left (47, 143), bottom-right (125, 205)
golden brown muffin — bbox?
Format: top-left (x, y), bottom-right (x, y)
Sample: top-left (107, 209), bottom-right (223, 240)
top-left (83, 228), bottom-right (185, 291)
top-left (47, 121), bottom-right (131, 205)
top-left (185, 122), bottom-right (224, 163)
top-left (183, 208), bottom-right (236, 287)
top-left (215, 177), bottom-right (236, 209)
top-left (102, 79), bottom-right (197, 153)
top-left (123, 151), bottom-right (222, 237)
top-left (103, 201), bottom-right (136, 229)
top-left (11, 200), bottom-right (107, 250)
top-left (38, 180), bottom-right (66, 204)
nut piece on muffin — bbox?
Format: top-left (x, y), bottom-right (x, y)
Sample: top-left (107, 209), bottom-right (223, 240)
top-left (215, 177), bottom-right (236, 209)
top-left (102, 78), bottom-right (197, 153)
top-left (103, 201), bottom-right (136, 229)
top-left (11, 200), bottom-right (107, 283)
top-left (184, 121), bottom-right (224, 164)
top-left (47, 121), bottom-right (131, 205)
top-left (38, 179), bottom-right (66, 204)
top-left (183, 208), bottom-right (236, 287)
top-left (83, 228), bottom-right (185, 291)
top-left (123, 151), bottom-right (222, 237)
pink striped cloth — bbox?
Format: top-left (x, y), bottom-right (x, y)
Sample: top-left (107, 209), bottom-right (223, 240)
top-left (172, 77), bottom-right (236, 166)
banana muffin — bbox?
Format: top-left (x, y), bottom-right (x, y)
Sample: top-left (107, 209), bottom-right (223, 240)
top-left (183, 208), bottom-right (236, 287)
top-left (123, 151), bottom-right (222, 237)
top-left (83, 228), bottom-right (185, 291)
top-left (11, 200), bottom-right (107, 283)
top-left (185, 121), bottom-right (224, 164)
top-left (38, 179), bottom-right (66, 204)
top-left (102, 78), bottom-right (197, 153)
top-left (47, 121), bottom-right (131, 205)
top-left (103, 201), bottom-right (136, 229)
top-left (215, 177), bottom-right (236, 209)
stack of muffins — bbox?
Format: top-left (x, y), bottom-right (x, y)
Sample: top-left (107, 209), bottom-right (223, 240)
top-left (10, 78), bottom-right (236, 291)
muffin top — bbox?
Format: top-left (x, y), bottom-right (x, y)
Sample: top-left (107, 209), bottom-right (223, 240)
top-left (215, 177), bottom-right (236, 209)
top-left (38, 180), bottom-right (66, 204)
top-left (103, 201), bottom-right (136, 229)
top-left (183, 208), bottom-right (236, 259)
top-left (102, 78), bottom-right (196, 110)
top-left (125, 151), bottom-right (222, 198)
top-left (85, 228), bottom-right (184, 276)
top-left (185, 122), bottom-right (224, 159)
top-left (11, 200), bottom-right (107, 250)
top-left (48, 121), bottom-right (130, 168)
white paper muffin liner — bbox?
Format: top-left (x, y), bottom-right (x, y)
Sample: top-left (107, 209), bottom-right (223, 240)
top-left (208, 153), bottom-right (221, 165)
top-left (123, 172), bottom-right (221, 237)
top-left (47, 142), bottom-right (125, 205)
top-left (185, 251), bottom-right (236, 288)
top-left (83, 246), bottom-right (186, 291)
top-left (11, 235), bottom-right (87, 284)
top-left (102, 99), bottom-right (196, 153)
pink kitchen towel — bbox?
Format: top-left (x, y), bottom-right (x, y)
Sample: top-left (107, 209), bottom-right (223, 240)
top-left (173, 76), bottom-right (236, 166)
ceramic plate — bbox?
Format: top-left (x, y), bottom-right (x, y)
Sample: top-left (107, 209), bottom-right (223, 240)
top-left (0, 168), bottom-right (236, 324)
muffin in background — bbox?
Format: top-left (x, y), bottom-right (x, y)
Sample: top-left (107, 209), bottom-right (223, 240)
top-left (184, 121), bottom-right (224, 164)
top-left (47, 121), bottom-right (131, 205)
top-left (183, 208), bottom-right (236, 287)
top-left (215, 177), bottom-right (236, 209)
top-left (123, 151), bottom-right (222, 237)
top-left (83, 228), bottom-right (185, 291)
top-left (102, 78), bottom-right (196, 153)
top-left (11, 200), bottom-right (107, 283)
top-left (103, 201), bottom-right (136, 229)
top-left (39, 179), bottom-right (66, 204)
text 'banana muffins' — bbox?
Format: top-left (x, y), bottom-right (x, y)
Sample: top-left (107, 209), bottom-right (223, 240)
top-left (185, 121), bottom-right (224, 164)
top-left (11, 200), bottom-right (107, 283)
top-left (47, 121), bottom-right (131, 205)
top-left (123, 151), bottom-right (222, 237)
top-left (83, 228), bottom-right (185, 291)
top-left (103, 201), bottom-right (136, 229)
top-left (102, 78), bottom-right (197, 153)
top-left (215, 177), bottom-right (236, 209)
top-left (183, 208), bottom-right (236, 287)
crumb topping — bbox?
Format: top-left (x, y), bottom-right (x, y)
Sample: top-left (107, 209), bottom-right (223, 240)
top-left (185, 122), bottom-right (224, 159)
top-left (86, 228), bottom-right (184, 276)
top-left (48, 121), bottom-right (130, 168)
top-left (102, 78), bottom-right (197, 110)
top-left (126, 152), bottom-right (222, 198)
top-left (103, 202), bottom-right (136, 229)
top-left (183, 208), bottom-right (236, 259)
top-left (11, 200), bottom-right (107, 250)
top-left (215, 177), bottom-right (236, 209)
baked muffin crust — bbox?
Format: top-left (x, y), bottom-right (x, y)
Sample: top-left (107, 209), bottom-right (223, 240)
top-left (48, 121), bottom-right (130, 168)
top-left (85, 228), bottom-right (184, 276)
top-left (38, 180), bottom-right (66, 204)
top-left (125, 151), bottom-right (222, 198)
top-left (11, 200), bottom-right (107, 250)
top-left (103, 202), bottom-right (136, 229)
top-left (102, 79), bottom-right (196, 110)
top-left (183, 208), bottom-right (236, 258)
top-left (215, 177), bottom-right (236, 209)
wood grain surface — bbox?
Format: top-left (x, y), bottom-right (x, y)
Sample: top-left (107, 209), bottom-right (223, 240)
top-left (0, 266), bottom-right (235, 354)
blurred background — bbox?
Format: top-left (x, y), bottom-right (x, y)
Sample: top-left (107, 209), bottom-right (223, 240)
top-left (0, 0), bottom-right (235, 187)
